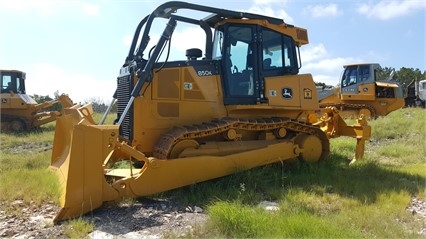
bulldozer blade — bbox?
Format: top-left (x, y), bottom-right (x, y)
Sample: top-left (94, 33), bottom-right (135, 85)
top-left (49, 104), bottom-right (119, 222)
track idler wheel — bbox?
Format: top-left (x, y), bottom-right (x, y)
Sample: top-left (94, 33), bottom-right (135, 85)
top-left (168, 139), bottom-right (199, 159)
top-left (359, 108), bottom-right (372, 120)
top-left (294, 134), bottom-right (323, 162)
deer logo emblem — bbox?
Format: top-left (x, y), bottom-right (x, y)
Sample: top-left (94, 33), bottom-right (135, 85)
top-left (282, 88), bottom-right (293, 99)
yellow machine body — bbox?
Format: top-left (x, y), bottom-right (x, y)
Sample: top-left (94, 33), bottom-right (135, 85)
top-left (49, 2), bottom-right (371, 222)
top-left (318, 63), bottom-right (404, 119)
top-left (1, 70), bottom-right (74, 131)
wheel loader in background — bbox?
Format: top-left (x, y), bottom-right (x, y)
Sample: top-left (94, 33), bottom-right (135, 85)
top-left (49, 1), bottom-right (371, 222)
top-left (317, 63), bottom-right (404, 119)
top-left (0, 69), bottom-right (74, 131)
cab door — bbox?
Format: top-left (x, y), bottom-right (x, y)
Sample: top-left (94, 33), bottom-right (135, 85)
top-left (220, 24), bottom-right (259, 105)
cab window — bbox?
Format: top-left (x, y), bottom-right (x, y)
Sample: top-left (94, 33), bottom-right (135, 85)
top-left (262, 29), bottom-right (296, 72)
top-left (1, 75), bottom-right (13, 93)
top-left (342, 66), bottom-right (357, 87)
top-left (359, 65), bottom-right (370, 82)
top-left (224, 25), bottom-right (254, 96)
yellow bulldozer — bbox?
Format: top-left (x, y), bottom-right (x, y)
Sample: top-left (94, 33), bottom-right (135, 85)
top-left (49, 1), bottom-right (371, 222)
top-left (317, 63), bottom-right (405, 119)
top-left (1, 69), bottom-right (75, 131)
top-left (0, 70), bottom-right (73, 132)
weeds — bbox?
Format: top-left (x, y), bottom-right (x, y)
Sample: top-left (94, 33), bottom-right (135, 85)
top-left (64, 218), bottom-right (94, 238)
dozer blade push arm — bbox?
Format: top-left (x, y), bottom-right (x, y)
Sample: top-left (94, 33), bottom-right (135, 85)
top-left (34, 94), bottom-right (74, 112)
top-left (31, 94), bottom-right (75, 127)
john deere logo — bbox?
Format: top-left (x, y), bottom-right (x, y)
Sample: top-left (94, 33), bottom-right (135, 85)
top-left (282, 88), bottom-right (292, 99)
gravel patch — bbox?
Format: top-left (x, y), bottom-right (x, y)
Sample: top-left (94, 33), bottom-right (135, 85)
top-left (0, 198), bottom-right (208, 238)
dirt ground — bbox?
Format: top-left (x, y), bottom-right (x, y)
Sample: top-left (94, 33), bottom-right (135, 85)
top-left (0, 198), bottom-right (208, 238)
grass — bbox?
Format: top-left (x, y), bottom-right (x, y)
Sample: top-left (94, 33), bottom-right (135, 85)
top-left (0, 124), bottom-right (55, 149)
top-left (63, 218), bottom-right (94, 238)
top-left (161, 108), bottom-right (426, 238)
top-left (0, 122), bottom-right (61, 208)
top-left (0, 108), bottom-right (425, 238)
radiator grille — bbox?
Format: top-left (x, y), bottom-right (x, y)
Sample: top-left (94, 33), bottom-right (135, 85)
top-left (117, 74), bottom-right (133, 141)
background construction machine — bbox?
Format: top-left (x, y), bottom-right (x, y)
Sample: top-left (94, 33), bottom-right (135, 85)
top-left (49, 1), bottom-right (371, 222)
top-left (0, 69), bottom-right (74, 131)
top-left (404, 79), bottom-right (426, 108)
top-left (317, 63), bottom-right (404, 119)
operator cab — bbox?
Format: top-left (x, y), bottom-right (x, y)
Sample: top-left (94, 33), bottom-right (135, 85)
top-left (340, 63), bottom-right (400, 98)
top-left (213, 24), bottom-right (300, 105)
top-left (341, 64), bottom-right (379, 89)
top-left (0, 70), bottom-right (26, 94)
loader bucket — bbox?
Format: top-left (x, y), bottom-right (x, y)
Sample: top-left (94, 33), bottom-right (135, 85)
top-left (49, 104), bottom-right (119, 222)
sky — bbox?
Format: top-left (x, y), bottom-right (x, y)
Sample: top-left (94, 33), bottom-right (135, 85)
top-left (0, 0), bottom-right (425, 103)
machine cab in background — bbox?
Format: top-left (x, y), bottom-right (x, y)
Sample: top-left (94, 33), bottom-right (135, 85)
top-left (340, 63), bottom-right (378, 96)
top-left (214, 23), bottom-right (300, 105)
top-left (1, 70), bottom-right (26, 94)
top-left (340, 63), bottom-right (401, 100)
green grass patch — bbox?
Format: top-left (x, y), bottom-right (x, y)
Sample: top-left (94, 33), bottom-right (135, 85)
top-left (0, 169), bottom-right (60, 205)
top-left (64, 218), bottom-right (94, 238)
top-left (370, 107), bottom-right (426, 140)
top-left (208, 201), bottom-right (362, 238)
top-left (0, 151), bottom-right (51, 172)
top-left (0, 125), bottom-right (55, 149)
top-left (160, 108), bottom-right (426, 238)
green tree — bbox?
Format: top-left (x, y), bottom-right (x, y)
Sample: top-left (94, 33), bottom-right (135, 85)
top-left (394, 67), bottom-right (425, 96)
top-left (377, 67), bottom-right (425, 96)
top-left (376, 66), bottom-right (395, 81)
top-left (31, 94), bottom-right (53, 104)
top-left (314, 81), bottom-right (333, 89)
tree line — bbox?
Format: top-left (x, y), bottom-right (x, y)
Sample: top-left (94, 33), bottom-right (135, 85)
top-left (377, 66), bottom-right (425, 95)
top-left (31, 93), bottom-right (117, 114)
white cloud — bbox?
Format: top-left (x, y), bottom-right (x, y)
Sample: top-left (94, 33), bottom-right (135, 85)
top-left (0, 0), bottom-right (56, 15)
top-left (26, 63), bottom-right (115, 103)
top-left (304, 4), bottom-right (342, 18)
top-left (253, 0), bottom-right (289, 5)
top-left (300, 44), bottom-right (328, 63)
top-left (303, 57), bottom-right (359, 73)
top-left (357, 0), bottom-right (426, 20)
top-left (0, 0), bottom-right (100, 16)
top-left (81, 2), bottom-right (100, 16)
top-left (123, 35), bottom-right (133, 47)
top-left (299, 43), bottom-right (363, 85)
top-left (170, 27), bottom-right (206, 52)
top-left (123, 26), bottom-right (207, 61)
